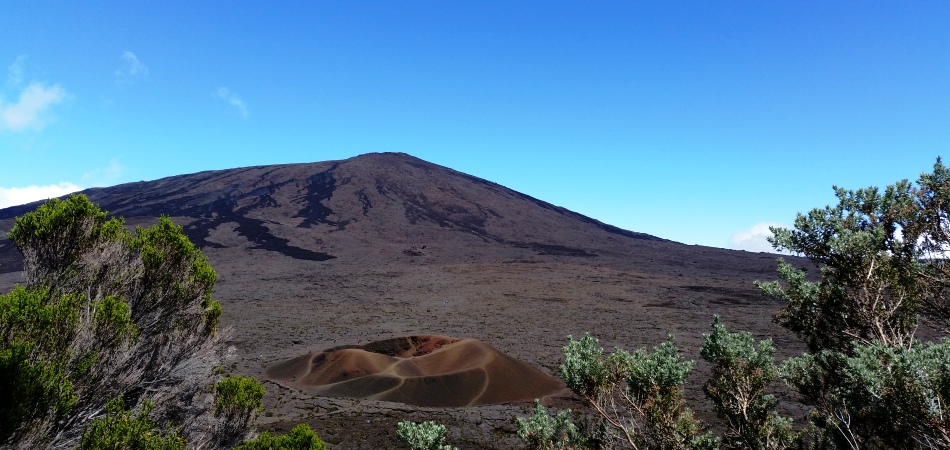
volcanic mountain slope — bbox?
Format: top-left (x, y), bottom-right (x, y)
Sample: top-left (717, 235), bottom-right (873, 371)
top-left (2, 152), bottom-right (662, 273)
top-left (0, 153), bottom-right (808, 449)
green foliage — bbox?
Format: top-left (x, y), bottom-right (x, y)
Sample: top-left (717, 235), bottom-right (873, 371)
top-left (0, 341), bottom-right (75, 441)
top-left (0, 286), bottom-right (85, 440)
top-left (130, 215), bottom-right (218, 320)
top-left (700, 316), bottom-right (794, 450)
top-left (396, 421), bottom-right (459, 450)
top-left (235, 423), bottom-right (327, 450)
top-left (215, 375), bottom-right (265, 418)
top-left (1, 194), bottom-right (232, 446)
top-left (762, 178), bottom-right (924, 352)
top-left (557, 334), bottom-right (716, 450)
top-left (758, 158), bottom-right (950, 448)
top-left (517, 400), bottom-right (590, 450)
top-left (93, 295), bottom-right (139, 344)
top-left (7, 194), bottom-right (119, 285)
top-left (559, 333), bottom-right (628, 400)
top-left (77, 397), bottom-right (186, 450)
top-left (204, 298), bottom-right (223, 335)
top-left (0, 286), bottom-right (80, 353)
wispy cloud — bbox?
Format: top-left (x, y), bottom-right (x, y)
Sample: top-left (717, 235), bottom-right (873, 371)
top-left (0, 183), bottom-right (82, 209)
top-left (1, 56), bottom-right (68, 132)
top-left (82, 159), bottom-right (124, 187)
top-left (1, 82), bottom-right (68, 132)
top-left (115, 51), bottom-right (150, 84)
top-left (7, 55), bottom-right (26, 88)
top-left (216, 87), bottom-right (248, 118)
top-left (730, 222), bottom-right (789, 253)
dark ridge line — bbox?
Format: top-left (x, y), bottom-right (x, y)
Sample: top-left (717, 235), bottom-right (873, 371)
top-left (390, 152), bottom-right (668, 243)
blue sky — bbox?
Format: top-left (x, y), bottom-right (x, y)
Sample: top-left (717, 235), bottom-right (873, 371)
top-left (2, 2), bottom-right (949, 251)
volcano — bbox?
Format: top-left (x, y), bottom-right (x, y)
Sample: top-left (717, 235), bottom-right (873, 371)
top-left (0, 152), bottom-right (805, 448)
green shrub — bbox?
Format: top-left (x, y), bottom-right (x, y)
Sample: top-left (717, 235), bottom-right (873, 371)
top-left (235, 423), bottom-right (327, 450)
top-left (557, 334), bottom-right (716, 449)
top-left (215, 375), bottom-right (265, 418)
top-left (0, 341), bottom-right (75, 440)
top-left (77, 397), bottom-right (186, 450)
top-left (516, 400), bottom-right (589, 450)
top-left (396, 421), bottom-right (458, 450)
top-left (701, 316), bottom-right (794, 450)
top-left (0, 194), bottom-right (233, 446)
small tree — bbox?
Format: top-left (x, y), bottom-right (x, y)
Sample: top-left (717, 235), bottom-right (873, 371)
top-left (215, 374), bottom-right (265, 437)
top-left (757, 159), bottom-right (950, 448)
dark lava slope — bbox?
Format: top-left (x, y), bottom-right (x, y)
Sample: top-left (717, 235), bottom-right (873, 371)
top-left (1, 152), bottom-right (666, 274)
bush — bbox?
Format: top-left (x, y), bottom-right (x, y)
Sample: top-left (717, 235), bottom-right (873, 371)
top-left (0, 195), bottom-right (235, 446)
top-left (700, 316), bottom-right (793, 450)
top-left (396, 421), bottom-right (459, 450)
top-left (516, 400), bottom-right (590, 450)
top-left (77, 397), bottom-right (186, 450)
top-left (215, 375), bottom-right (265, 419)
top-left (235, 423), bottom-right (327, 450)
top-left (557, 334), bottom-right (717, 449)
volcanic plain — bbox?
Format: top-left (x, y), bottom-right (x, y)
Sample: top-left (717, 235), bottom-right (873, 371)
top-left (0, 153), bottom-right (810, 448)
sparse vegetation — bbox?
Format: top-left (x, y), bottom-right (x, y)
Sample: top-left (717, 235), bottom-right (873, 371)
top-left (514, 159), bottom-right (950, 449)
top-left (700, 317), bottom-right (794, 450)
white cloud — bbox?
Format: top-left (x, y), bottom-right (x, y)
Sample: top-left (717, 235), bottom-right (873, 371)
top-left (730, 222), bottom-right (789, 253)
top-left (0, 183), bottom-right (82, 209)
top-left (7, 55), bottom-right (26, 87)
top-left (0, 82), bottom-right (68, 132)
top-left (82, 159), bottom-right (124, 187)
top-left (115, 51), bottom-right (149, 84)
top-left (216, 87), bottom-right (248, 118)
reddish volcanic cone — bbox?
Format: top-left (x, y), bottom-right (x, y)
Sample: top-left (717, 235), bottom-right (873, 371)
top-left (264, 335), bottom-right (565, 407)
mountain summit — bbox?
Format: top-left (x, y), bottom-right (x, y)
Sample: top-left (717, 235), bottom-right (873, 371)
top-left (2, 152), bottom-right (664, 272)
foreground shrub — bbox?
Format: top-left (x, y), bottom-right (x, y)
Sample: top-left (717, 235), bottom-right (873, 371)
top-left (756, 159), bottom-right (950, 448)
top-left (558, 333), bottom-right (718, 449)
top-left (215, 375), bottom-right (265, 417)
top-left (0, 194), bottom-right (238, 447)
top-left (235, 423), bottom-right (326, 450)
top-left (397, 421), bottom-right (459, 450)
top-left (700, 316), bottom-right (794, 450)
top-left (215, 374), bottom-right (265, 441)
top-left (77, 397), bottom-right (186, 450)
top-left (516, 400), bottom-right (590, 450)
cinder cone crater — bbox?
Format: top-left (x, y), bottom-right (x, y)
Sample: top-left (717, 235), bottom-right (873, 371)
top-left (264, 335), bottom-right (565, 407)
